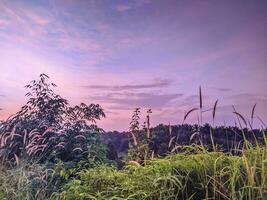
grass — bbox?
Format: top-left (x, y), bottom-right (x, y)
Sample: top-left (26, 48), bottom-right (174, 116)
top-left (0, 162), bottom-right (60, 200)
top-left (1, 141), bottom-right (265, 200)
top-left (55, 142), bottom-right (267, 200)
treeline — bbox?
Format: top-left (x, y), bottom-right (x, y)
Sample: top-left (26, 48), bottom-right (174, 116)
top-left (102, 124), bottom-right (266, 160)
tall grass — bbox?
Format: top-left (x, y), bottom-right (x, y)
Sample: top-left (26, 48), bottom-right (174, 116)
top-left (56, 138), bottom-right (267, 200)
top-left (0, 161), bottom-right (60, 200)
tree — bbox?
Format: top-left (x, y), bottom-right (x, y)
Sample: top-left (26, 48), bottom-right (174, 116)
top-left (0, 74), bottom-right (106, 165)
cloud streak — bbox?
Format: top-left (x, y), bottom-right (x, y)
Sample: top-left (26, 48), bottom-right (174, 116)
top-left (89, 92), bottom-right (183, 109)
top-left (82, 78), bottom-right (171, 91)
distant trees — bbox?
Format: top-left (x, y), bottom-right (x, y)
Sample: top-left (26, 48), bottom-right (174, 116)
top-left (0, 74), bottom-right (106, 165)
top-left (103, 123), bottom-right (266, 159)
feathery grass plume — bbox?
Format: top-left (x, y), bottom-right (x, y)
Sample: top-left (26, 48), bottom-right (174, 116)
top-left (199, 86), bottom-right (203, 125)
top-left (14, 154), bottom-right (19, 165)
top-left (251, 103), bottom-right (256, 128)
top-left (168, 123), bottom-right (172, 137)
top-left (233, 111), bottom-right (247, 127)
top-left (212, 99), bottom-right (219, 126)
top-left (23, 130), bottom-right (27, 145)
top-left (9, 126), bottom-right (16, 140)
top-left (168, 136), bottom-right (175, 148)
top-left (0, 163), bottom-right (58, 199)
top-left (168, 123), bottom-right (175, 148)
top-left (199, 86), bottom-right (203, 110)
top-left (151, 150), bottom-right (154, 159)
top-left (128, 160), bottom-right (141, 167)
top-left (183, 108), bottom-right (198, 123)
top-left (130, 132), bottom-right (138, 146)
top-left (72, 147), bottom-right (83, 153)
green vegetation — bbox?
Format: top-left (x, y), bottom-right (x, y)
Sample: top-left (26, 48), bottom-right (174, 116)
top-left (0, 75), bottom-right (266, 200)
top-left (56, 146), bottom-right (267, 200)
top-left (0, 162), bottom-right (60, 200)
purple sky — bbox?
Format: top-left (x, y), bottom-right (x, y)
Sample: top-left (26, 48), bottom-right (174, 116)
top-left (0, 0), bottom-right (267, 131)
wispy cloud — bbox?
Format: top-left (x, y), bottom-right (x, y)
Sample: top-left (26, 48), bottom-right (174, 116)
top-left (82, 78), bottom-right (171, 91)
top-left (89, 92), bottom-right (182, 108)
top-left (215, 88), bottom-right (232, 92)
top-left (230, 93), bottom-right (267, 102)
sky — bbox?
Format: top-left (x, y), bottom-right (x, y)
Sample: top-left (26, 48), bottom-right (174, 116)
top-left (0, 0), bottom-right (267, 131)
